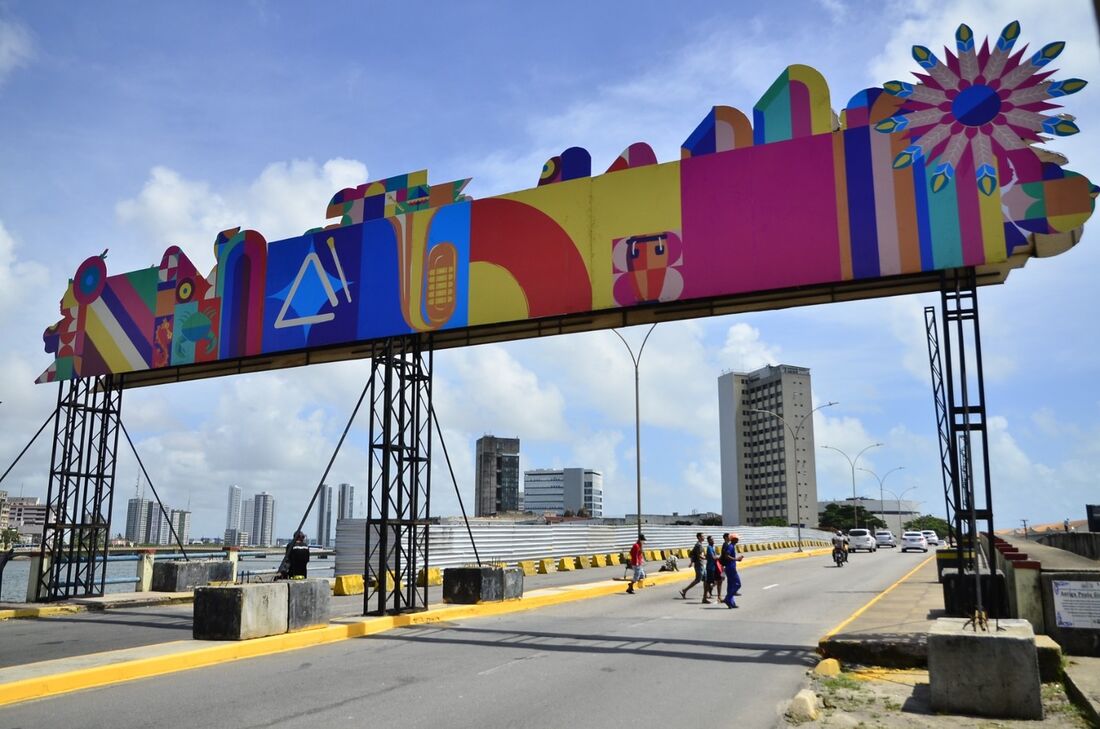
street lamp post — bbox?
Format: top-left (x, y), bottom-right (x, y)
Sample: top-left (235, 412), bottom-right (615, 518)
top-left (858, 466), bottom-right (904, 532)
top-left (747, 401), bottom-right (838, 551)
top-left (612, 324), bottom-right (657, 539)
top-left (883, 486), bottom-right (918, 536)
top-left (821, 443), bottom-right (883, 530)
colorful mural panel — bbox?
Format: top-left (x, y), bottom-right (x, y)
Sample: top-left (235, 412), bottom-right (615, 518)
top-left (37, 22), bottom-right (1096, 385)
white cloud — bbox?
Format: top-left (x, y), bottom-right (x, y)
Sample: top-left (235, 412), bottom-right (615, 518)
top-left (0, 219), bottom-right (49, 327)
top-left (0, 17), bottom-right (33, 85)
top-left (115, 158), bottom-right (368, 273)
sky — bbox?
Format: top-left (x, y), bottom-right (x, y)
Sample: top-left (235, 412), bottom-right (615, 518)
top-left (0, 0), bottom-right (1097, 541)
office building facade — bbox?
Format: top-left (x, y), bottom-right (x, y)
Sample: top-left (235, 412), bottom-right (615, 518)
top-left (253, 492), bottom-right (275, 547)
top-left (475, 436), bottom-right (521, 516)
top-left (226, 485), bottom-right (241, 532)
top-left (338, 483), bottom-right (355, 520)
top-left (523, 468), bottom-right (603, 517)
top-left (125, 497), bottom-right (149, 544)
top-left (718, 364), bottom-right (819, 527)
top-left (169, 509), bottom-right (192, 545)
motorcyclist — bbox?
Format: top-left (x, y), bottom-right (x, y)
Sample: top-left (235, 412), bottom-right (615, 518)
top-left (831, 529), bottom-right (849, 563)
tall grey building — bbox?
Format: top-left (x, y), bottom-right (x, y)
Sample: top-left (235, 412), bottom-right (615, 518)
top-left (170, 509), bottom-right (191, 545)
top-left (317, 484), bottom-right (333, 548)
top-left (145, 502), bottom-right (170, 546)
top-left (523, 468), bottom-right (603, 517)
top-left (226, 485), bottom-right (241, 531)
top-left (253, 492), bottom-right (275, 547)
top-left (475, 436), bottom-right (520, 516)
top-left (337, 483), bottom-right (355, 520)
top-left (718, 364), bottom-right (819, 527)
top-left (241, 499), bottom-right (255, 546)
top-left (125, 497), bottom-right (149, 544)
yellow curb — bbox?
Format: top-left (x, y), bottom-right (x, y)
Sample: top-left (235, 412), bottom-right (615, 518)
top-left (820, 552), bottom-right (936, 642)
top-left (0, 546), bottom-right (831, 707)
top-left (0, 605), bottom-right (86, 621)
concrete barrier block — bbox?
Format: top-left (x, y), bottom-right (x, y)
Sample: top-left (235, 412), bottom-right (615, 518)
top-left (573, 556), bottom-right (588, 569)
top-left (537, 559), bottom-right (554, 574)
top-left (152, 560), bottom-right (233, 592)
top-left (194, 582), bottom-right (289, 640)
top-left (557, 557), bottom-right (575, 571)
top-left (334, 574), bottom-right (364, 595)
top-left (606, 553), bottom-right (621, 566)
top-left (443, 566), bottom-right (524, 604)
top-left (620, 551), bottom-right (632, 564)
top-left (929, 618), bottom-right (1041, 719)
top-left (417, 567), bottom-right (443, 586)
top-left (591, 555), bottom-right (607, 568)
top-left (518, 561), bottom-right (537, 576)
top-left (287, 578), bottom-right (330, 632)
top-left (1035, 635), bottom-right (1063, 681)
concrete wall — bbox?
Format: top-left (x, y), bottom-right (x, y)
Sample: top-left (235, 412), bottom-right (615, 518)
top-left (1037, 532), bottom-right (1100, 561)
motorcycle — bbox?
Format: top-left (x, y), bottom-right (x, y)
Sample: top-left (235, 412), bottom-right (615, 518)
top-left (833, 547), bottom-right (846, 567)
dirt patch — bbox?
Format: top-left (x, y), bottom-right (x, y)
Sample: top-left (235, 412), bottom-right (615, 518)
top-left (784, 667), bottom-right (1090, 728)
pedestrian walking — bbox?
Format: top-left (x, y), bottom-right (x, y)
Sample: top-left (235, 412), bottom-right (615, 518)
top-left (679, 532), bottom-right (707, 601)
top-left (703, 535), bottom-right (719, 603)
top-left (721, 533), bottom-right (744, 608)
top-left (626, 533), bottom-right (647, 594)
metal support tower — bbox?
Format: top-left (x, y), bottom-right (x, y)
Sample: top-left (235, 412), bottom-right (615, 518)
top-left (364, 336), bottom-right (433, 615)
top-left (924, 306), bottom-right (957, 536)
top-left (938, 270), bottom-right (997, 619)
top-left (34, 376), bottom-right (123, 601)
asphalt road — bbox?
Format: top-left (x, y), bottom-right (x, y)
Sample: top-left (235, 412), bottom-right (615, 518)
top-left (0, 549), bottom-right (931, 729)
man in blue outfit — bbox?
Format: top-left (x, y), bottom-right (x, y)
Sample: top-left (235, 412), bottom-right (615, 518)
top-left (721, 532), bottom-right (743, 608)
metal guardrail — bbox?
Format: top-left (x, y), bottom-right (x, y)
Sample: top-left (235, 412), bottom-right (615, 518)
top-left (334, 521), bottom-right (833, 575)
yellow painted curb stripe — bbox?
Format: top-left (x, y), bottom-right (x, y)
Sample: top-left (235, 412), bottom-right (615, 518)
top-left (0, 546), bottom-right (828, 707)
top-left (820, 552), bottom-right (937, 642)
top-left (0, 605), bottom-right (86, 621)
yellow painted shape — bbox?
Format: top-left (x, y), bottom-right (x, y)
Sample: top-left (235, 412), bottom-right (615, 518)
top-left (556, 557), bottom-right (575, 572)
top-left (590, 161), bottom-right (681, 310)
top-left (590, 555), bottom-right (607, 568)
top-left (536, 559), bottom-right (554, 574)
top-left (606, 553), bottom-right (621, 566)
top-left (468, 261), bottom-right (528, 325)
top-left (83, 305), bottom-right (133, 372)
top-left (334, 574), bottom-right (364, 596)
top-left (788, 64), bottom-right (834, 135)
top-left (574, 556), bottom-right (588, 569)
top-left (978, 168), bottom-right (1006, 263)
top-left (518, 561), bottom-right (537, 576)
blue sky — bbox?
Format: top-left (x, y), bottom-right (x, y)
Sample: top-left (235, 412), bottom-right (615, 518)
top-left (0, 1), bottom-right (1097, 540)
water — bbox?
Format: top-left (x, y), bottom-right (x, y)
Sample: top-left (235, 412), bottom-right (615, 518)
top-left (0, 556), bottom-right (334, 602)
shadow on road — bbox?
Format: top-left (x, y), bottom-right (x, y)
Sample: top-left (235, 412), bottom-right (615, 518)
top-left (369, 624), bottom-right (819, 668)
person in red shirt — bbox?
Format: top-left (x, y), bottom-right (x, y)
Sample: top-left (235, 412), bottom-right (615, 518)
top-left (626, 534), bottom-right (647, 594)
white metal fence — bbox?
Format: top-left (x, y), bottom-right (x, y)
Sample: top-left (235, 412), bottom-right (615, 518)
top-left (334, 520), bottom-right (833, 575)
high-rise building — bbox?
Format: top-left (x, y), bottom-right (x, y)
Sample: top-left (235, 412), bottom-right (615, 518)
top-left (718, 364), bottom-right (819, 527)
top-left (337, 483), bottom-right (355, 520)
top-left (170, 510), bottom-right (192, 545)
top-left (226, 485), bottom-right (241, 531)
top-left (523, 468), bottom-right (603, 517)
top-left (0, 489), bottom-right (8, 529)
top-left (253, 492), bottom-right (275, 547)
top-left (475, 436), bottom-right (520, 516)
top-left (223, 528), bottom-right (248, 547)
top-left (125, 497), bottom-right (149, 544)
top-left (317, 484), bottom-right (332, 548)
top-left (145, 502), bottom-right (171, 546)
top-left (241, 499), bottom-right (255, 546)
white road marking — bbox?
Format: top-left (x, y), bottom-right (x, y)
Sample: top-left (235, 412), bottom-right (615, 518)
top-left (762, 583), bottom-right (779, 590)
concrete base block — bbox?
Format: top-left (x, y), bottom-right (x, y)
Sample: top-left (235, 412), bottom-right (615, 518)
top-left (287, 578), bottom-right (330, 632)
top-left (194, 582), bottom-right (289, 640)
top-left (152, 560), bottom-right (233, 592)
top-left (928, 618), bottom-right (1042, 720)
top-left (443, 566), bottom-right (524, 604)
top-left (1035, 634), bottom-right (1063, 682)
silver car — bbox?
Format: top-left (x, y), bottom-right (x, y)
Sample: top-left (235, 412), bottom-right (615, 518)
top-left (921, 530), bottom-right (940, 546)
top-left (901, 531), bottom-right (928, 552)
top-left (875, 530), bottom-right (896, 548)
top-left (847, 528), bottom-right (877, 552)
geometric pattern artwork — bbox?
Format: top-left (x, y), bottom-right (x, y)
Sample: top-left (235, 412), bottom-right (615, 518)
top-left (36, 20), bottom-right (1095, 384)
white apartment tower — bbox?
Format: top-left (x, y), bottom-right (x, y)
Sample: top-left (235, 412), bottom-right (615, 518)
top-left (523, 468), bottom-right (603, 517)
top-left (253, 492), bottom-right (275, 547)
top-left (226, 485), bottom-right (241, 531)
top-left (337, 483), bottom-right (355, 520)
top-left (718, 364), bottom-right (819, 527)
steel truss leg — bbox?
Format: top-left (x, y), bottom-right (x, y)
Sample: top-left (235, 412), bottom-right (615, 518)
top-left (924, 307), bottom-right (958, 538)
top-left (364, 336), bottom-right (433, 615)
top-left (939, 271), bottom-right (998, 621)
top-left (34, 376), bottom-right (123, 602)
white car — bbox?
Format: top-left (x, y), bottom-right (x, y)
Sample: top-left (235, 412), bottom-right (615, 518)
top-left (921, 530), bottom-right (941, 546)
top-left (875, 530), bottom-right (896, 548)
top-left (901, 531), bottom-right (928, 552)
top-left (847, 528), bottom-right (877, 552)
